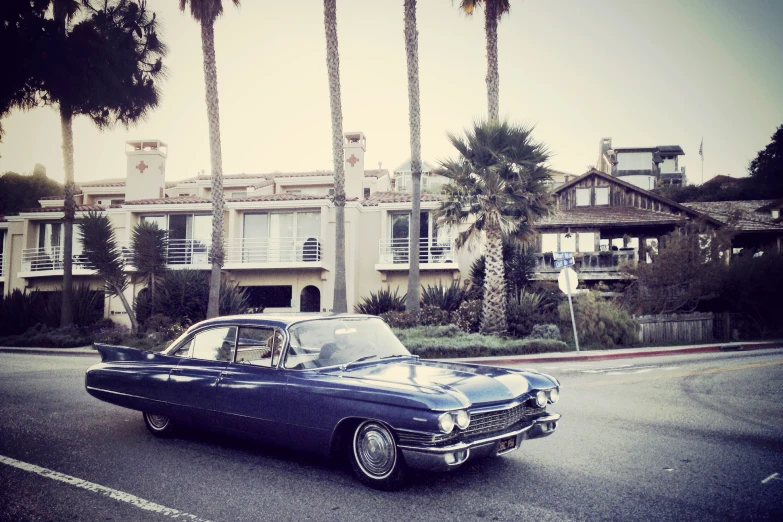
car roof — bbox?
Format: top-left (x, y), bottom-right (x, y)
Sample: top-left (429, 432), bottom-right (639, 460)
top-left (189, 313), bottom-right (377, 331)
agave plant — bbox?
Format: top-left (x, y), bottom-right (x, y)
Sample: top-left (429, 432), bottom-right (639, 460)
top-left (355, 288), bottom-right (407, 316)
top-left (420, 280), bottom-right (475, 313)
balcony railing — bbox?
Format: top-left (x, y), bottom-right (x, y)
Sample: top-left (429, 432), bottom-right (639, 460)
top-left (21, 247), bottom-right (93, 273)
top-left (378, 237), bottom-right (455, 265)
top-left (225, 237), bottom-right (322, 265)
top-left (533, 250), bottom-right (638, 274)
top-left (0, 253), bottom-right (4, 277)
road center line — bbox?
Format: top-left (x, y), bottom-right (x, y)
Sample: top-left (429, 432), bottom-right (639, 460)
top-left (0, 454), bottom-right (212, 522)
top-left (761, 473), bottom-right (779, 484)
top-left (569, 360), bottom-right (783, 388)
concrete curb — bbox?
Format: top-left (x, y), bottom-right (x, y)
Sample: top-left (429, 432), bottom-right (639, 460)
top-left (0, 347), bottom-right (97, 357)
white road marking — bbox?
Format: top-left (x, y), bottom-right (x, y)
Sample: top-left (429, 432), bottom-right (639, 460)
top-left (0, 454), bottom-right (212, 522)
top-left (761, 472), bottom-right (780, 484)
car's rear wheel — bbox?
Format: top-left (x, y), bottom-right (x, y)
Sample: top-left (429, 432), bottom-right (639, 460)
top-left (143, 412), bottom-right (174, 437)
top-left (350, 420), bottom-right (406, 490)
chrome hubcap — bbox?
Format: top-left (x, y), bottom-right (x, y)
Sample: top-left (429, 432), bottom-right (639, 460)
top-left (147, 414), bottom-right (169, 430)
top-left (355, 423), bottom-right (396, 478)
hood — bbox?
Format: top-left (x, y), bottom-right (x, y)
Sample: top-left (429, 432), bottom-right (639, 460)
top-left (337, 359), bottom-right (557, 408)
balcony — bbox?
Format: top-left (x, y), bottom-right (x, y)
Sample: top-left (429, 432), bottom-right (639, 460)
top-left (224, 237), bottom-right (326, 270)
top-left (20, 247), bottom-right (95, 278)
top-left (533, 250), bottom-right (638, 280)
top-left (0, 253), bottom-right (4, 279)
top-left (375, 238), bottom-right (458, 271)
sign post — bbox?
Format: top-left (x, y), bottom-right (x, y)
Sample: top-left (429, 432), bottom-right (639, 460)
top-left (556, 258), bottom-right (580, 353)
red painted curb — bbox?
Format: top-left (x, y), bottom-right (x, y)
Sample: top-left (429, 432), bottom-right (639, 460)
top-left (456, 342), bottom-right (782, 366)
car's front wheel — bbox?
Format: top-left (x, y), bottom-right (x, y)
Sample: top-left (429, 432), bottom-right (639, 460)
top-left (142, 412), bottom-right (175, 437)
top-left (350, 420), bottom-right (406, 490)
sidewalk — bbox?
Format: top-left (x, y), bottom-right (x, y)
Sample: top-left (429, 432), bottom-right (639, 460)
top-left (1, 340), bottom-right (782, 362)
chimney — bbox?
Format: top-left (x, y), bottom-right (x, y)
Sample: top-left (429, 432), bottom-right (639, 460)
top-left (126, 140), bottom-right (167, 201)
top-left (343, 132), bottom-right (365, 200)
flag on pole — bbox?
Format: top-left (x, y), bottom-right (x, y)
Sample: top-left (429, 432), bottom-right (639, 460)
top-left (699, 138), bottom-right (703, 157)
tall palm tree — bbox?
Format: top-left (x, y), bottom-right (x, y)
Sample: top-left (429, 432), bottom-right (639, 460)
top-left (436, 120), bottom-right (551, 334)
top-left (78, 212), bottom-right (138, 334)
top-left (179, 0), bottom-right (239, 319)
top-left (458, 0), bottom-right (511, 123)
top-left (404, 0), bottom-right (422, 311)
top-left (323, 0), bottom-right (347, 313)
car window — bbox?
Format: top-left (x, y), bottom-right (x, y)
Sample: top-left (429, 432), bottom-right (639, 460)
top-left (235, 327), bottom-right (278, 367)
top-left (191, 326), bottom-right (237, 362)
top-left (171, 338), bottom-right (193, 358)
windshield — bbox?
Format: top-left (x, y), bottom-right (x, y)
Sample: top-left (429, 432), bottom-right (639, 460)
top-left (285, 317), bottom-right (410, 370)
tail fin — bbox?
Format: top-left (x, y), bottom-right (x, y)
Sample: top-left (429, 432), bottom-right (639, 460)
top-left (93, 343), bottom-right (152, 363)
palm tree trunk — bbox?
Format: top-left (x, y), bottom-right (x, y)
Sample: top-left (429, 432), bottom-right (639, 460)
top-left (484, 1), bottom-right (500, 123)
top-left (114, 282), bottom-right (138, 335)
top-left (200, 18), bottom-right (225, 319)
top-left (404, 0), bottom-right (422, 312)
top-left (60, 104), bottom-right (75, 327)
top-left (481, 224), bottom-right (507, 334)
top-left (324, 0), bottom-right (347, 313)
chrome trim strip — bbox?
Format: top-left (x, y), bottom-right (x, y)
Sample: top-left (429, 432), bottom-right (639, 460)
top-left (532, 413), bottom-right (561, 424)
top-left (85, 386), bottom-right (164, 403)
top-left (398, 424), bottom-right (533, 454)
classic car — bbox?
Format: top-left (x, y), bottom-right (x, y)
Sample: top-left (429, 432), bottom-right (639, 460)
top-left (85, 314), bottom-right (561, 489)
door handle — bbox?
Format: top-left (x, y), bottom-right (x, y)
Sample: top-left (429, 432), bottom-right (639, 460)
top-left (220, 371), bottom-right (235, 378)
top-left (170, 368), bottom-right (183, 374)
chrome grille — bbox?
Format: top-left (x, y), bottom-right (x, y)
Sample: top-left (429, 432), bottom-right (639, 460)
top-left (464, 404), bottom-right (544, 438)
top-left (397, 430), bottom-right (451, 445)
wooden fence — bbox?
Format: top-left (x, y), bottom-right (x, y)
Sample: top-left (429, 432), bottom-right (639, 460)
top-left (635, 312), bottom-right (715, 345)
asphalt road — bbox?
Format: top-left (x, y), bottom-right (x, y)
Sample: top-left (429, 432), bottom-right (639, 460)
top-left (1, 349), bottom-right (782, 522)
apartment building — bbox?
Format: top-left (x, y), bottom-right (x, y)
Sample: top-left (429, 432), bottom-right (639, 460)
top-left (596, 138), bottom-right (688, 189)
top-left (0, 133), bottom-right (474, 326)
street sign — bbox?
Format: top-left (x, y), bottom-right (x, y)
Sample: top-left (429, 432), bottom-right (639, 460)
top-left (557, 267), bottom-right (581, 353)
top-left (553, 251), bottom-right (573, 260)
top-left (557, 267), bottom-right (578, 294)
top-left (554, 258), bottom-right (575, 269)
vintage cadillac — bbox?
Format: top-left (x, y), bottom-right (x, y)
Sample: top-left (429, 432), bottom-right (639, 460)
top-left (85, 314), bottom-right (561, 489)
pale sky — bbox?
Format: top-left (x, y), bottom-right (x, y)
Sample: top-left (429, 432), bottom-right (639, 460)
top-left (1, 0), bottom-right (782, 186)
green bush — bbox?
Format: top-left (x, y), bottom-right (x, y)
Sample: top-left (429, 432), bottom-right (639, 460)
top-left (355, 287), bottom-right (406, 315)
top-left (526, 324), bottom-right (561, 341)
top-left (394, 324), bottom-right (462, 342)
top-left (419, 305), bottom-right (450, 326)
top-left (451, 299), bottom-right (482, 333)
top-left (559, 291), bottom-right (638, 348)
top-left (420, 280), bottom-right (476, 312)
top-left (380, 309), bottom-right (419, 328)
top-left (393, 329), bottom-right (570, 359)
top-left (0, 286), bottom-right (103, 336)
top-left (0, 324), bottom-right (93, 348)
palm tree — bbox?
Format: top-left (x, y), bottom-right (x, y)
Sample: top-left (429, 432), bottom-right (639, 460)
top-left (179, 0), bottom-right (239, 319)
top-left (131, 221), bottom-right (168, 318)
top-left (323, 0), bottom-right (347, 313)
top-left (78, 212), bottom-right (138, 334)
top-left (404, 0), bottom-right (422, 312)
top-left (458, 0), bottom-right (511, 122)
top-left (436, 120), bottom-right (551, 334)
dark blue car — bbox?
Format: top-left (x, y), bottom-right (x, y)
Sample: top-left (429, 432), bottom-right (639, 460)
top-left (85, 314), bottom-right (561, 489)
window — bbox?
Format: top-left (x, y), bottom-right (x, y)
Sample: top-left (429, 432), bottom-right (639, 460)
top-left (285, 189), bottom-right (302, 194)
top-left (575, 188), bottom-right (591, 206)
top-left (560, 233), bottom-right (576, 253)
top-left (242, 211), bottom-right (320, 262)
top-left (773, 210), bottom-right (780, 219)
top-left (141, 215), bottom-right (166, 230)
top-left (235, 327), bottom-right (280, 367)
top-left (231, 191), bottom-right (247, 198)
top-left (541, 233), bottom-right (557, 253)
top-left (364, 187), bottom-right (371, 199)
top-left (328, 188), bottom-right (335, 196)
top-left (595, 187), bottom-right (609, 205)
top-left (172, 338), bottom-right (193, 357)
top-left (387, 211), bottom-right (448, 264)
top-left (167, 214), bottom-right (211, 264)
top-left (191, 326), bottom-right (237, 362)
top-left (578, 232), bottom-right (595, 253)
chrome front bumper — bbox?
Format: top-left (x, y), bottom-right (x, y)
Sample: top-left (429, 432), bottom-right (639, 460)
top-left (399, 413), bottom-right (561, 472)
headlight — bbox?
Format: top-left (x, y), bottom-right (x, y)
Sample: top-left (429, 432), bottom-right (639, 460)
top-left (535, 390), bottom-right (548, 408)
top-left (438, 412), bottom-right (455, 434)
top-left (547, 388), bottom-right (559, 404)
top-left (454, 410), bottom-right (470, 430)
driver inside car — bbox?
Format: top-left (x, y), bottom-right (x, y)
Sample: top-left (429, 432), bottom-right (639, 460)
top-left (319, 324), bottom-right (365, 365)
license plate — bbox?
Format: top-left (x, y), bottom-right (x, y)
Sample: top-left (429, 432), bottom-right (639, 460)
top-left (497, 435), bottom-right (517, 454)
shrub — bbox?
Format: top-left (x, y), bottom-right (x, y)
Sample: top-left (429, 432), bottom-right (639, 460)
top-left (420, 280), bottom-right (476, 313)
top-left (451, 299), bottom-right (482, 333)
top-left (219, 281), bottom-right (251, 316)
top-left (526, 324), bottom-right (561, 341)
top-left (0, 324), bottom-right (93, 348)
top-left (0, 286), bottom-right (103, 336)
top-left (419, 305), bottom-right (450, 326)
top-left (393, 324), bottom-right (462, 343)
top-left (395, 330), bottom-right (570, 359)
top-left (380, 309), bottom-right (419, 328)
top-left (559, 291), bottom-right (638, 348)
top-left (355, 288), bottom-right (406, 315)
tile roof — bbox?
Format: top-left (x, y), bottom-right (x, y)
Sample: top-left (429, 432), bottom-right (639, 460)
top-left (21, 204), bottom-right (106, 213)
top-left (226, 194), bottom-right (331, 203)
top-left (703, 174), bottom-right (742, 186)
top-left (362, 191), bottom-right (445, 206)
top-left (39, 193), bottom-right (81, 200)
top-left (123, 196), bottom-right (209, 205)
top-left (683, 200), bottom-right (783, 232)
top-left (535, 206), bottom-right (689, 228)
top-left (79, 180), bottom-right (126, 188)
top-left (196, 169), bottom-right (389, 182)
